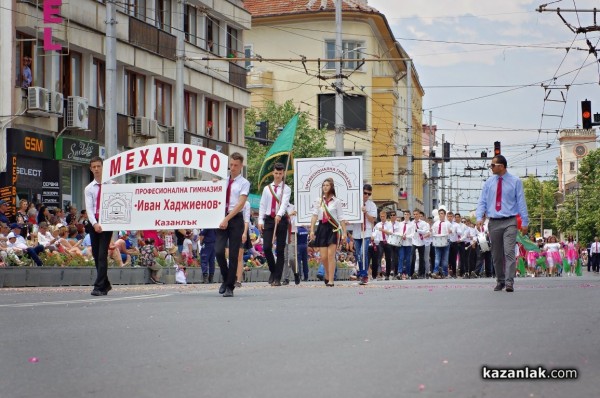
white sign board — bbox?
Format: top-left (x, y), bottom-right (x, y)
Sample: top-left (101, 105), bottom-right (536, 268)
top-left (543, 229), bottom-right (553, 238)
top-left (100, 181), bottom-right (226, 230)
top-left (99, 144), bottom-right (228, 231)
top-left (294, 156), bottom-right (363, 225)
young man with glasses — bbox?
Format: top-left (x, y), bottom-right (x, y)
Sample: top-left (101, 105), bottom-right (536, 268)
top-left (383, 211), bottom-right (401, 279)
top-left (347, 184), bottom-right (377, 284)
top-left (476, 155), bottom-right (529, 292)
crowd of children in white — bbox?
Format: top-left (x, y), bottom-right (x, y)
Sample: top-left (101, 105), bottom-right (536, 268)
top-left (0, 198), bottom-right (596, 284)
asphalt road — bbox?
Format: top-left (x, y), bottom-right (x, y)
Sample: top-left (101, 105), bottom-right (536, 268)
top-left (1, 275), bottom-right (598, 398)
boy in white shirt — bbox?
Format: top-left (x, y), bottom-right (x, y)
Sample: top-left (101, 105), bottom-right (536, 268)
top-left (431, 210), bottom-right (452, 278)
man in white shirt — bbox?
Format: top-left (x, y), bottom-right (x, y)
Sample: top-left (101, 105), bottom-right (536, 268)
top-left (453, 213), bottom-right (468, 277)
top-left (372, 210), bottom-right (391, 280)
top-left (396, 209), bottom-right (415, 280)
top-left (383, 211), bottom-right (401, 279)
top-left (346, 184), bottom-right (377, 285)
top-left (216, 152), bottom-right (250, 297)
top-left (431, 210), bottom-right (452, 278)
top-left (590, 236), bottom-right (600, 273)
top-left (410, 209), bottom-right (430, 279)
top-left (258, 162), bottom-right (291, 286)
top-left (446, 211), bottom-right (459, 278)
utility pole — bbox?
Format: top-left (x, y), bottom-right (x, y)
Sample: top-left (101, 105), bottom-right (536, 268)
top-left (428, 111), bottom-right (433, 216)
top-left (406, 59), bottom-right (413, 211)
top-left (540, 183), bottom-right (544, 237)
top-left (441, 134), bottom-right (445, 206)
top-left (105, 1), bottom-right (117, 161)
top-left (174, 0), bottom-right (185, 182)
top-left (334, 0), bottom-right (344, 156)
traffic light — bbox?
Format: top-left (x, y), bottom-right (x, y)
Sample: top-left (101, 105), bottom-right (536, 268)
top-left (494, 141), bottom-right (501, 156)
top-left (582, 100), bottom-right (592, 129)
top-left (443, 142), bottom-right (450, 162)
top-left (255, 121), bottom-right (269, 139)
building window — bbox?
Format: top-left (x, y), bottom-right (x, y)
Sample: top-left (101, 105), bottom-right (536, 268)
top-left (125, 174), bottom-right (147, 184)
top-left (570, 161), bottom-right (575, 172)
top-left (91, 58), bottom-right (105, 108)
top-left (226, 106), bottom-right (238, 143)
top-left (156, 0), bottom-right (171, 32)
top-left (206, 17), bottom-right (219, 54)
top-left (155, 80), bottom-right (172, 125)
top-left (205, 99), bottom-right (219, 137)
top-left (124, 70), bottom-right (145, 117)
top-left (121, 0), bottom-right (146, 19)
top-left (184, 91), bottom-right (197, 133)
top-left (318, 93), bottom-right (367, 130)
top-left (244, 45), bottom-right (253, 70)
top-left (325, 40), bottom-right (364, 70)
top-left (62, 51), bottom-right (82, 96)
top-left (184, 5), bottom-right (197, 44)
top-left (15, 33), bottom-right (35, 88)
top-left (226, 26), bottom-right (239, 58)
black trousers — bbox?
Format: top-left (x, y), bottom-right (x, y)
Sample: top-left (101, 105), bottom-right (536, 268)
top-left (377, 242), bottom-right (392, 277)
top-left (456, 242), bottom-right (467, 276)
top-left (368, 244), bottom-right (377, 279)
top-left (476, 246), bottom-right (493, 277)
top-left (386, 244), bottom-right (398, 277)
top-left (592, 253), bottom-right (600, 272)
top-left (91, 230), bottom-right (113, 291)
top-left (412, 245), bottom-right (425, 277)
top-left (449, 242), bottom-right (459, 276)
top-left (262, 215), bottom-right (289, 282)
top-left (216, 213), bottom-right (244, 290)
top-left (465, 244), bottom-right (477, 274)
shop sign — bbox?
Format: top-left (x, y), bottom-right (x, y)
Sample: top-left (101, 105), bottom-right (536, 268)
top-left (7, 129), bottom-right (54, 159)
top-left (56, 137), bottom-right (100, 163)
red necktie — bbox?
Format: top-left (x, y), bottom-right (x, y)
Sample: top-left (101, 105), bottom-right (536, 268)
top-left (495, 176), bottom-right (503, 211)
top-left (270, 185), bottom-right (278, 217)
top-left (225, 178), bottom-right (234, 215)
top-left (382, 224), bottom-right (386, 242)
top-left (438, 222), bottom-right (442, 234)
top-left (403, 223), bottom-right (407, 234)
top-left (95, 183), bottom-right (101, 222)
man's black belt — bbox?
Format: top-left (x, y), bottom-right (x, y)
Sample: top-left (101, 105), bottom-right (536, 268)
top-left (489, 215), bottom-right (516, 220)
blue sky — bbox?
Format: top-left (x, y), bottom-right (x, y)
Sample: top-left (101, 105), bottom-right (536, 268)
top-left (369, 0), bottom-right (600, 211)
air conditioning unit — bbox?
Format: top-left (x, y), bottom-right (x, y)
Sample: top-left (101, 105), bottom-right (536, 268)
top-left (66, 96), bottom-right (89, 129)
top-left (49, 91), bottom-right (64, 116)
top-left (134, 117), bottom-right (158, 138)
top-left (27, 87), bottom-right (50, 115)
top-left (166, 126), bottom-right (175, 143)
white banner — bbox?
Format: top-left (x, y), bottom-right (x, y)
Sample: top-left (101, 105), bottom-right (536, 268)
top-left (294, 156), bottom-right (363, 225)
top-left (99, 181), bottom-right (226, 231)
top-left (102, 144), bottom-right (228, 180)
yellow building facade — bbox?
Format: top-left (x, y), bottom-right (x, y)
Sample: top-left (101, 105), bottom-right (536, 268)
top-left (244, 0), bottom-right (425, 210)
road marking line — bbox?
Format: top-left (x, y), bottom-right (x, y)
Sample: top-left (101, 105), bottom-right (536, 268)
top-left (0, 293), bottom-right (171, 308)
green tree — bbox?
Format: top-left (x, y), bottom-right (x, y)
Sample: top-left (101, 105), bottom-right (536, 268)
top-left (523, 176), bottom-right (558, 237)
top-left (245, 100), bottom-right (329, 194)
top-left (557, 149), bottom-right (600, 245)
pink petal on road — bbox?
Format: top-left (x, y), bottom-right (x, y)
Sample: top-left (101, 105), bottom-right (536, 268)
top-left (419, 384), bottom-right (425, 391)
top-left (28, 357), bottom-right (39, 363)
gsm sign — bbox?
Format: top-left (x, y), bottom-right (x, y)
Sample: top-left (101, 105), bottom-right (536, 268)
top-left (25, 137), bottom-right (44, 153)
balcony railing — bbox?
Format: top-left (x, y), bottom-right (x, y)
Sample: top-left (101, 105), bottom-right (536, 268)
top-left (229, 62), bottom-right (247, 90)
top-left (129, 18), bottom-right (176, 61)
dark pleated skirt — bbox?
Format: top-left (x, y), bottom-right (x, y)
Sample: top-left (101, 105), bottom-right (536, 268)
top-left (314, 222), bottom-right (339, 247)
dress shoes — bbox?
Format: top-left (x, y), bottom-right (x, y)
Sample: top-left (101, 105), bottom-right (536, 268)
top-left (294, 273), bottom-right (301, 285)
top-left (91, 289), bottom-right (103, 296)
top-left (219, 283), bottom-right (227, 294)
top-left (281, 279), bottom-right (290, 285)
top-left (494, 282), bottom-right (506, 291)
top-left (272, 280), bottom-right (281, 287)
top-left (268, 274), bottom-right (274, 285)
top-left (505, 284), bottom-right (514, 292)
top-left (223, 288), bottom-right (234, 297)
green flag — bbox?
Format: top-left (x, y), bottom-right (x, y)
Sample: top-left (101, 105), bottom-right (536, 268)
top-left (257, 113), bottom-right (299, 189)
top-left (517, 257), bottom-right (527, 277)
top-left (575, 259), bottom-right (582, 276)
top-left (536, 256), bottom-right (547, 271)
top-left (516, 232), bottom-right (540, 252)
